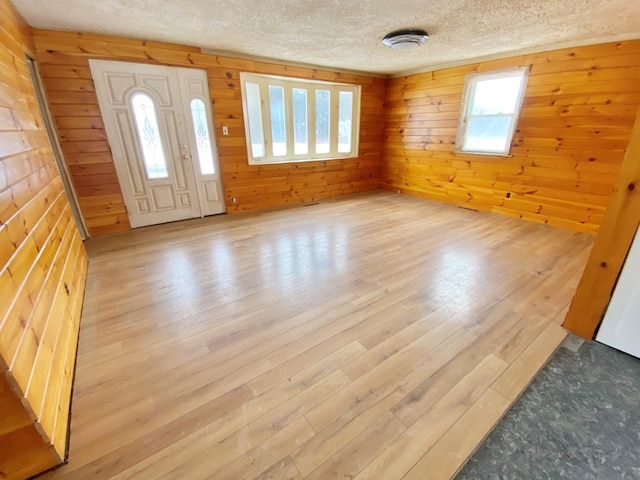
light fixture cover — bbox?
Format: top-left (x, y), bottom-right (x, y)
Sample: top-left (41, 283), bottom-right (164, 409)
top-left (382, 29), bottom-right (429, 50)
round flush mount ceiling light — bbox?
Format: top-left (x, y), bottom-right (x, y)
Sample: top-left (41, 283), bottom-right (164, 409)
top-left (382, 29), bottom-right (429, 50)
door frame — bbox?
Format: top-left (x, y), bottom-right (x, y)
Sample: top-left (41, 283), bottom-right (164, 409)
top-left (89, 59), bottom-right (225, 228)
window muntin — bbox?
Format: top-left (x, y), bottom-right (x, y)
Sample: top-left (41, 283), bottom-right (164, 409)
top-left (189, 98), bottom-right (215, 175)
top-left (131, 92), bottom-right (168, 179)
top-left (240, 73), bottom-right (360, 164)
top-left (456, 67), bottom-right (529, 156)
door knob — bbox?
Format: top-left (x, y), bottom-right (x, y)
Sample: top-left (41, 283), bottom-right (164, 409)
top-left (183, 154), bottom-right (191, 159)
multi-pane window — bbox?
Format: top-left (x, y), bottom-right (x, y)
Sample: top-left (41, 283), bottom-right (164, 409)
top-left (240, 73), bottom-right (361, 164)
top-left (456, 67), bottom-right (529, 155)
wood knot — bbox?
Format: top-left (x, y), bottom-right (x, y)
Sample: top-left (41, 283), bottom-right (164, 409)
top-left (600, 261), bottom-right (607, 268)
top-left (628, 183), bottom-right (636, 191)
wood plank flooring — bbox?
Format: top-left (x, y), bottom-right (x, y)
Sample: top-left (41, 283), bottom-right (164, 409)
top-left (41, 191), bottom-right (594, 480)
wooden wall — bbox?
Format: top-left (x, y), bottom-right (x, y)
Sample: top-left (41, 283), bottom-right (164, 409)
top-left (0, 0), bottom-right (88, 477)
top-left (382, 41), bottom-right (640, 234)
top-left (30, 30), bottom-right (386, 237)
top-left (564, 108), bottom-right (640, 338)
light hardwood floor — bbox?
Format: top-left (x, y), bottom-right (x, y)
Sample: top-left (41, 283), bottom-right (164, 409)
top-left (42, 191), bottom-right (594, 480)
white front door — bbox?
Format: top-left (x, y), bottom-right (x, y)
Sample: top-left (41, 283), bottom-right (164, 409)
top-left (89, 60), bottom-right (225, 228)
top-left (596, 226), bottom-right (640, 358)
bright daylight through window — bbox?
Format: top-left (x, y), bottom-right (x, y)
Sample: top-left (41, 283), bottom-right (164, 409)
top-left (456, 67), bottom-right (529, 155)
top-left (131, 92), bottom-right (169, 179)
top-left (240, 73), bottom-right (361, 164)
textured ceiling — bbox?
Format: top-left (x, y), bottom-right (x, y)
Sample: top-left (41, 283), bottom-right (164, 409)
top-left (11, 0), bottom-right (640, 75)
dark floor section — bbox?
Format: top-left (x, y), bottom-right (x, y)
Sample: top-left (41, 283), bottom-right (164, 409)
top-left (456, 338), bottom-right (640, 480)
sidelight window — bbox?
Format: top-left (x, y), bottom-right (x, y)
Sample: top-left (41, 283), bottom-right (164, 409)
top-left (189, 99), bottom-right (215, 175)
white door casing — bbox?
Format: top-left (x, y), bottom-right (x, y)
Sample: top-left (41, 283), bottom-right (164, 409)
top-left (89, 60), bottom-right (225, 228)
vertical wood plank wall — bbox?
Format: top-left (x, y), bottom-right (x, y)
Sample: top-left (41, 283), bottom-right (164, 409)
top-left (382, 40), bottom-right (640, 234)
top-left (0, 1), bottom-right (89, 478)
top-left (30, 30), bottom-right (386, 237)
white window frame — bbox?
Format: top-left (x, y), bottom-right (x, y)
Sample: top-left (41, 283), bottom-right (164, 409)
top-left (455, 66), bottom-right (529, 156)
top-left (240, 72), bottom-right (361, 165)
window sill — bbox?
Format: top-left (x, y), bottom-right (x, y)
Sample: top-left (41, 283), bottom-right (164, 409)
top-left (454, 149), bottom-right (513, 158)
top-left (248, 154), bottom-right (358, 165)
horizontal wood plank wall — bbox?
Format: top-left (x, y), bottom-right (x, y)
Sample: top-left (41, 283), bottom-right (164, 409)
top-left (30, 30), bottom-right (386, 237)
top-left (0, 375), bottom-right (57, 479)
top-left (382, 40), bottom-right (640, 234)
top-left (0, 0), bottom-right (89, 477)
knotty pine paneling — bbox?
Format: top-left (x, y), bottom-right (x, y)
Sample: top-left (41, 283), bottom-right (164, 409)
top-left (382, 40), bottom-right (640, 234)
top-left (0, 375), bottom-right (58, 480)
top-left (32, 29), bottom-right (386, 237)
top-left (564, 108), bottom-right (640, 338)
top-left (0, 0), bottom-right (88, 477)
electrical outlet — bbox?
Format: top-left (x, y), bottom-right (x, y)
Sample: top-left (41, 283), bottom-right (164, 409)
top-left (222, 126), bottom-right (229, 136)
top-left (232, 197), bottom-right (237, 204)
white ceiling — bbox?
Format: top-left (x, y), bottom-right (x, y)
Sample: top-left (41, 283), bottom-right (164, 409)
top-left (11, 0), bottom-right (640, 76)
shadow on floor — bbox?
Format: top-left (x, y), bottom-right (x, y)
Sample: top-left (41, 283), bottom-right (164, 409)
top-left (455, 337), bottom-right (640, 480)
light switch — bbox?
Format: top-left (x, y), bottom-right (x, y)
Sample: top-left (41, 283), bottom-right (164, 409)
top-left (222, 126), bottom-right (229, 136)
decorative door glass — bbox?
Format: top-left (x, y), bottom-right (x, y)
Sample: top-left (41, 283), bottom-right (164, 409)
top-left (190, 99), bottom-right (215, 174)
top-left (131, 92), bottom-right (168, 179)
